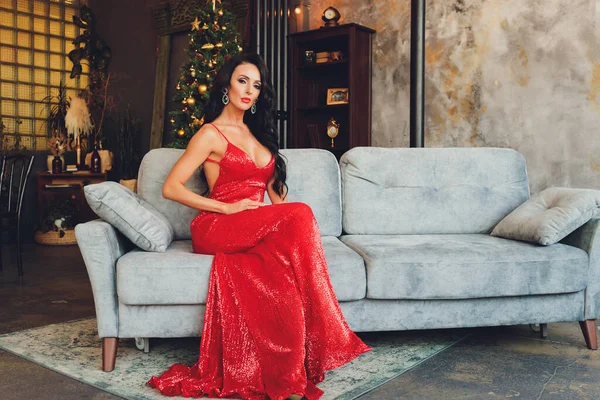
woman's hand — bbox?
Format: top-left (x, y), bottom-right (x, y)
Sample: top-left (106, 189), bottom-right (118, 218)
top-left (223, 199), bottom-right (265, 214)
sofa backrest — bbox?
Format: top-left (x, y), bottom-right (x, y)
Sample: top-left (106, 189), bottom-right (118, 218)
top-left (340, 147), bottom-right (530, 235)
top-left (137, 148), bottom-right (341, 240)
top-left (137, 148), bottom-right (205, 240)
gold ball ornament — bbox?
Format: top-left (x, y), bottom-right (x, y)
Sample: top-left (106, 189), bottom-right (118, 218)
top-left (222, 26), bottom-right (226, 30)
top-left (208, 61), bottom-right (213, 68)
top-left (215, 42), bottom-right (223, 48)
top-left (201, 43), bottom-right (215, 50)
top-left (198, 84), bottom-right (208, 94)
top-left (190, 70), bottom-right (196, 77)
top-left (176, 83), bottom-right (181, 90)
top-left (186, 97), bottom-right (196, 105)
top-left (218, 10), bottom-right (224, 16)
top-left (177, 128), bottom-right (185, 137)
top-left (170, 117), bottom-right (175, 123)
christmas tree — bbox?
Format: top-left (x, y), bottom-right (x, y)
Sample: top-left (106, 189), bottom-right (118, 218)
top-left (168, 0), bottom-right (241, 148)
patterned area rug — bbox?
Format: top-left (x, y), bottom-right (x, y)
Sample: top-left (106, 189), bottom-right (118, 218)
top-left (0, 318), bottom-right (466, 399)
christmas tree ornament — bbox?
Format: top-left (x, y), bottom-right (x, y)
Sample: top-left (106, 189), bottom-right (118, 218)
top-left (222, 26), bottom-right (227, 30)
top-left (213, 23), bottom-right (220, 31)
top-left (215, 42), bottom-right (223, 48)
top-left (191, 17), bottom-right (201, 31)
top-left (202, 24), bottom-right (209, 30)
top-left (191, 70), bottom-right (196, 77)
top-left (187, 97), bottom-right (196, 105)
top-left (208, 61), bottom-right (213, 68)
top-left (201, 43), bottom-right (215, 50)
top-left (200, 116), bottom-right (205, 125)
top-left (177, 128), bottom-right (185, 137)
top-left (176, 83), bottom-right (181, 90)
top-left (170, 117), bottom-right (175, 123)
top-left (218, 10), bottom-right (224, 16)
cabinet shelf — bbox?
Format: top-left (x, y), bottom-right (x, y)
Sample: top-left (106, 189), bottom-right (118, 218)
top-left (296, 104), bottom-right (348, 112)
top-left (288, 23), bottom-right (374, 159)
top-left (297, 60), bottom-right (348, 69)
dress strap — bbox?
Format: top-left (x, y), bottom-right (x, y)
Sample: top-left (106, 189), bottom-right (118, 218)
top-left (209, 123), bottom-right (230, 143)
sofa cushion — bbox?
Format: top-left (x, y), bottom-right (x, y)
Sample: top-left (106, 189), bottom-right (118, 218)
top-left (137, 148), bottom-right (206, 241)
top-left (341, 234), bottom-right (589, 300)
top-left (491, 187), bottom-right (600, 245)
top-left (83, 181), bottom-right (174, 252)
top-left (117, 237), bottom-right (365, 305)
top-left (264, 150), bottom-right (342, 236)
top-left (340, 147), bottom-right (530, 235)
top-left (137, 148), bottom-right (342, 239)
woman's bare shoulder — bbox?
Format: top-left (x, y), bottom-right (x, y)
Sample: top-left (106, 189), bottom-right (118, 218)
top-left (189, 123), bottom-right (222, 148)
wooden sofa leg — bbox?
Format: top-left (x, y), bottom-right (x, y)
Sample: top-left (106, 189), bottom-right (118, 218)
top-left (102, 338), bottom-right (118, 371)
top-left (579, 320), bottom-right (598, 350)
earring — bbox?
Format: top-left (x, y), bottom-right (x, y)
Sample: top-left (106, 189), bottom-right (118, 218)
top-left (251, 102), bottom-right (257, 114)
top-left (221, 88), bottom-right (229, 105)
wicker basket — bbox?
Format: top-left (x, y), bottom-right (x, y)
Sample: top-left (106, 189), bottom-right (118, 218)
top-left (34, 228), bottom-right (77, 246)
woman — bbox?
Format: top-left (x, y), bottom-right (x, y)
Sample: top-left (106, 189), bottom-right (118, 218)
top-left (148, 53), bottom-right (370, 400)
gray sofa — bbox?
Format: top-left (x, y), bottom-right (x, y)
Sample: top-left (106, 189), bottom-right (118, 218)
top-left (75, 147), bottom-right (600, 372)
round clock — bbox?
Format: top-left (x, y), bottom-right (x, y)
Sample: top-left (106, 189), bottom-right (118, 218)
top-left (322, 6), bottom-right (341, 27)
top-left (326, 118), bottom-right (340, 148)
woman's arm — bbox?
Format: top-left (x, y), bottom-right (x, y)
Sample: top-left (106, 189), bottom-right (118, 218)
top-left (267, 176), bottom-right (289, 204)
top-left (162, 126), bottom-right (228, 213)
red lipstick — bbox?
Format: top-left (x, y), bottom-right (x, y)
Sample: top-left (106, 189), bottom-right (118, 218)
top-left (241, 97), bottom-right (251, 104)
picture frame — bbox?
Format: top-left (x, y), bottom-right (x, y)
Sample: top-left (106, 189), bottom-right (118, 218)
top-left (326, 88), bottom-right (349, 105)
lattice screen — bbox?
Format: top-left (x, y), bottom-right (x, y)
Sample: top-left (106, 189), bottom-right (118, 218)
top-left (0, 0), bottom-right (88, 150)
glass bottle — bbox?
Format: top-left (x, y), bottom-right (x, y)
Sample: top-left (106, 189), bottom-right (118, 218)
top-left (91, 143), bottom-right (102, 173)
top-left (52, 155), bottom-right (62, 174)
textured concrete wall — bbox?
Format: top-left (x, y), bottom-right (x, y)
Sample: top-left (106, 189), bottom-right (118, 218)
top-left (308, 0), bottom-right (600, 193)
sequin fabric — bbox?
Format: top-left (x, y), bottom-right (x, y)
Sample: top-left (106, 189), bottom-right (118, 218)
top-left (148, 125), bottom-right (371, 399)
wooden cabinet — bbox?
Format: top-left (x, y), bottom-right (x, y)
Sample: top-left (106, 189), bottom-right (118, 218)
top-left (37, 172), bottom-right (107, 224)
top-left (288, 23), bottom-right (375, 159)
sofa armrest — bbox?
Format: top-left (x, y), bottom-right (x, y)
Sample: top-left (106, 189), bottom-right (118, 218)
top-left (75, 220), bottom-right (133, 338)
top-left (561, 217), bottom-right (600, 319)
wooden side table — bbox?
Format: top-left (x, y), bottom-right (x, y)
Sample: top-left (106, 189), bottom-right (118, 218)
top-left (37, 171), bottom-right (107, 224)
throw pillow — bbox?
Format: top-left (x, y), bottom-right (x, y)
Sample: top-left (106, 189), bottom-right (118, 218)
top-left (84, 181), bottom-right (174, 252)
top-left (491, 187), bottom-right (600, 245)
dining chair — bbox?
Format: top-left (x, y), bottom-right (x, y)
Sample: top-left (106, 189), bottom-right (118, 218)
top-left (0, 154), bottom-right (35, 279)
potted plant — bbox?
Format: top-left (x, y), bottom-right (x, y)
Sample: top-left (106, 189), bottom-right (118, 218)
top-left (42, 81), bottom-right (69, 171)
top-left (47, 135), bottom-right (68, 173)
top-left (112, 106), bottom-right (141, 192)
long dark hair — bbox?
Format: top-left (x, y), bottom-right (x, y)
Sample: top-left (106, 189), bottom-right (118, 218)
top-left (204, 53), bottom-right (287, 198)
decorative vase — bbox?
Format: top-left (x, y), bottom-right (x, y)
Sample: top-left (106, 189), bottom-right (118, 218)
top-left (91, 144), bottom-right (101, 173)
top-left (47, 155), bottom-right (65, 172)
top-left (85, 150), bottom-right (113, 173)
top-left (52, 155), bottom-right (62, 174)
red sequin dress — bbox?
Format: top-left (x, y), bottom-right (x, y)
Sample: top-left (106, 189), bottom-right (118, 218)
top-left (148, 125), bottom-right (371, 399)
